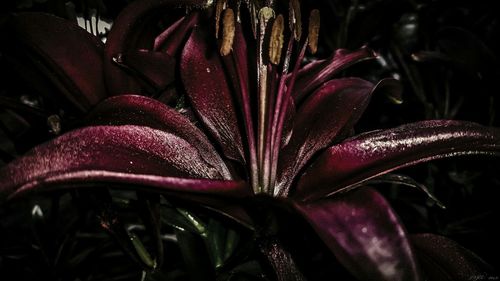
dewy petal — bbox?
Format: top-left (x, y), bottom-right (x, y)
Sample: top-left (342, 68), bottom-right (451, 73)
top-left (181, 26), bottom-right (245, 163)
top-left (1, 13), bottom-right (106, 112)
top-left (294, 188), bottom-right (421, 281)
top-left (0, 125), bottom-right (237, 201)
top-left (85, 95), bottom-right (232, 179)
top-left (410, 233), bottom-right (494, 281)
top-left (296, 120), bottom-right (500, 201)
top-left (291, 47), bottom-right (376, 103)
top-left (277, 78), bottom-right (373, 196)
top-left (104, 0), bottom-right (204, 95)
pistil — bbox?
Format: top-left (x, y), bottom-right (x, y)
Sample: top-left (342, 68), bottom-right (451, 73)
top-left (257, 7), bottom-right (274, 193)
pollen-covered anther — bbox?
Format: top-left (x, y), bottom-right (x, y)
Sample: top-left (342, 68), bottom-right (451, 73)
top-left (269, 14), bottom-right (284, 65)
top-left (220, 8), bottom-right (235, 56)
top-left (289, 0), bottom-right (302, 41)
top-left (215, 0), bottom-right (226, 38)
top-left (259, 6), bottom-right (275, 23)
top-left (308, 9), bottom-right (320, 54)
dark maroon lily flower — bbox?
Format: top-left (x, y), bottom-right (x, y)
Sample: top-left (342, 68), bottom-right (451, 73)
top-left (1, 0), bottom-right (500, 280)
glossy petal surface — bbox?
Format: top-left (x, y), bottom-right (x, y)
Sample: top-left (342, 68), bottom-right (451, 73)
top-left (277, 78), bottom-right (373, 195)
top-left (181, 26), bottom-right (245, 163)
top-left (295, 188), bottom-right (421, 281)
top-left (0, 125), bottom-right (235, 201)
top-left (296, 120), bottom-right (500, 200)
top-left (86, 95), bottom-right (232, 179)
top-left (292, 47), bottom-right (376, 102)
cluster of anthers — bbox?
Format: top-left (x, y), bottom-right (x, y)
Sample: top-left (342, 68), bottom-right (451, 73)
top-left (213, 0), bottom-right (320, 58)
top-left (207, 0), bottom-right (321, 195)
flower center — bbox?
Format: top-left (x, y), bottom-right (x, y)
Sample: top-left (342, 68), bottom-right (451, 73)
top-left (212, 0), bottom-right (320, 195)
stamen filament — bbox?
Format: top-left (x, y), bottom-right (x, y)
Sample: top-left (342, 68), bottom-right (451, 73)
top-left (257, 7), bottom-right (275, 193)
top-left (217, 1), bottom-right (317, 195)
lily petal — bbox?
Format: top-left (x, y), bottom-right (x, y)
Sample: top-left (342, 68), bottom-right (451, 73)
top-left (154, 12), bottom-right (200, 56)
top-left (292, 47), bottom-right (376, 103)
top-left (6, 172), bottom-right (250, 202)
top-left (3, 170), bottom-right (253, 228)
top-left (86, 95), bottom-right (232, 179)
top-left (294, 187), bottom-right (421, 281)
top-left (296, 120), bottom-right (500, 201)
top-left (221, 23), bottom-right (259, 184)
top-left (277, 78), bottom-right (373, 196)
top-left (181, 26), bottom-right (245, 163)
top-left (411, 233), bottom-right (494, 281)
top-left (104, 0), bottom-right (203, 95)
top-left (116, 50), bottom-right (176, 92)
top-left (0, 125), bottom-right (235, 201)
top-left (1, 13), bottom-right (106, 112)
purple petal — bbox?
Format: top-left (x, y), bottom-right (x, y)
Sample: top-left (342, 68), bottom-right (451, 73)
top-left (221, 23), bottom-right (259, 186)
top-left (3, 170), bottom-right (252, 226)
top-left (292, 47), bottom-right (376, 103)
top-left (296, 120), bottom-right (500, 201)
top-left (294, 187), bottom-right (421, 281)
top-left (7, 172), bottom-right (249, 201)
top-left (277, 78), bottom-right (373, 196)
top-left (2, 13), bottom-right (106, 111)
top-left (86, 95), bottom-right (232, 179)
top-left (181, 26), bottom-right (245, 163)
top-left (154, 12), bottom-right (200, 56)
top-left (116, 50), bottom-right (176, 91)
top-left (411, 233), bottom-right (494, 280)
top-left (0, 125), bottom-right (240, 201)
top-left (104, 0), bottom-right (203, 95)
